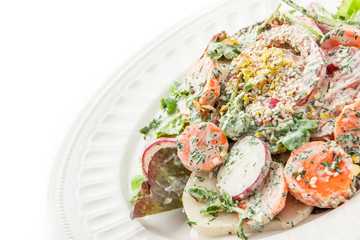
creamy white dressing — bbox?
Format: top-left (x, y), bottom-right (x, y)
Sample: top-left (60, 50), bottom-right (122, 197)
top-left (217, 136), bottom-right (269, 197)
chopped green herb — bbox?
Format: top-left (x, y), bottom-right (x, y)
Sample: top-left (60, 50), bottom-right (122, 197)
top-left (187, 187), bottom-right (263, 240)
top-left (187, 221), bottom-right (197, 227)
top-left (195, 175), bottom-right (205, 182)
top-left (161, 97), bottom-right (178, 114)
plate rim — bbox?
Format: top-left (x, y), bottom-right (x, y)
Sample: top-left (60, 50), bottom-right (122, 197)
top-left (47, 0), bottom-right (360, 239)
top-left (47, 0), bottom-right (237, 239)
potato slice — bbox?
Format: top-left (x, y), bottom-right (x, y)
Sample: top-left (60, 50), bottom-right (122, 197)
top-left (243, 194), bottom-right (314, 232)
top-left (182, 171), bottom-right (239, 237)
top-left (183, 171), bottom-right (313, 236)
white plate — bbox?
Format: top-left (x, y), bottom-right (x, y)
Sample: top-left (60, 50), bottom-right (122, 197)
top-left (49, 0), bottom-right (360, 239)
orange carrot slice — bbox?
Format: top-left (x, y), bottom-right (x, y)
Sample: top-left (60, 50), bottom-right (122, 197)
top-left (177, 122), bottom-right (228, 171)
top-left (238, 162), bottom-right (288, 228)
top-left (319, 47), bottom-right (360, 119)
top-left (334, 101), bottom-right (360, 156)
top-left (178, 56), bottom-right (222, 117)
top-left (321, 25), bottom-right (360, 49)
top-left (284, 141), bottom-right (353, 208)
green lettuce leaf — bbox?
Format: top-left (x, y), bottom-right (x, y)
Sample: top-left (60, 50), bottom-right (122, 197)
top-left (139, 118), bottom-right (161, 135)
top-left (334, 0), bottom-right (360, 21)
top-left (131, 147), bottom-right (191, 219)
top-left (206, 27), bottom-right (260, 61)
top-left (219, 110), bottom-right (257, 141)
top-left (219, 90), bottom-right (259, 140)
top-left (155, 112), bottom-right (186, 138)
top-left (278, 128), bottom-right (310, 151)
top-left (131, 174), bottom-right (145, 191)
top-left (139, 96), bottom-right (187, 140)
top-left (207, 41), bottom-right (242, 60)
top-left (258, 118), bottom-right (317, 153)
top-left (161, 97), bottom-right (178, 114)
top-left (130, 179), bottom-right (150, 206)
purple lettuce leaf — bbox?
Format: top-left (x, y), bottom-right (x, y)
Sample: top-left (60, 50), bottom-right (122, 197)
top-left (131, 147), bottom-right (190, 219)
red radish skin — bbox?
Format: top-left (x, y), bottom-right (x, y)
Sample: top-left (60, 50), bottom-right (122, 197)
top-left (255, 98), bottom-right (282, 127)
top-left (310, 119), bottom-right (334, 141)
top-left (262, 98), bottom-right (280, 109)
top-left (142, 138), bottom-right (177, 177)
top-left (217, 136), bottom-right (271, 200)
top-left (321, 25), bottom-right (360, 49)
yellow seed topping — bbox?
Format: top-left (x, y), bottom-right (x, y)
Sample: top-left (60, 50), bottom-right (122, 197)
top-left (352, 156), bottom-right (360, 164)
top-left (320, 113), bottom-right (330, 119)
top-left (353, 164), bottom-right (360, 176)
top-left (222, 38), bottom-right (234, 46)
top-left (220, 105), bottom-right (229, 112)
top-left (261, 53), bottom-right (268, 63)
top-left (254, 132), bottom-right (261, 138)
top-left (220, 151), bottom-right (227, 158)
top-left (285, 106), bottom-right (295, 114)
top-left (270, 81), bottom-right (276, 90)
top-left (313, 93), bottom-right (321, 100)
top-left (243, 95), bottom-right (250, 104)
top-left (308, 105), bottom-right (315, 112)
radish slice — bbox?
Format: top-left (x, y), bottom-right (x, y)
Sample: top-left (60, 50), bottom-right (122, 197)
top-left (217, 136), bottom-right (271, 199)
top-left (142, 137), bottom-right (177, 177)
top-left (261, 98), bottom-right (280, 109)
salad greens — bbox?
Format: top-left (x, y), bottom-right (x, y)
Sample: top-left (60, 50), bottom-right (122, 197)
top-left (284, 11), bottom-right (324, 38)
top-left (334, 0), bottom-right (360, 21)
top-left (258, 118), bottom-right (318, 153)
top-left (219, 77), bottom-right (268, 140)
top-left (131, 148), bottom-right (190, 219)
top-left (161, 97), bottom-right (178, 114)
top-left (130, 174), bottom-right (146, 205)
top-left (206, 32), bottom-right (243, 60)
top-left (220, 106), bottom-right (258, 141)
top-left (188, 187), bottom-right (263, 240)
top-left (139, 97), bottom-right (187, 140)
top-left (281, 0), bottom-right (360, 27)
top-left (131, 174), bottom-right (145, 191)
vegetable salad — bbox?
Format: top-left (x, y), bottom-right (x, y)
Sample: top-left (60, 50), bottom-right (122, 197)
top-left (130, 0), bottom-right (360, 239)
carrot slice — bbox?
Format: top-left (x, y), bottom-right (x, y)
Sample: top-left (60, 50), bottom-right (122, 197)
top-left (238, 162), bottom-right (288, 229)
top-left (177, 122), bottom-right (228, 171)
top-left (284, 141), bottom-right (353, 208)
top-left (319, 47), bottom-right (360, 118)
top-left (334, 101), bottom-right (360, 156)
top-left (321, 25), bottom-right (360, 49)
top-left (178, 56), bottom-right (222, 117)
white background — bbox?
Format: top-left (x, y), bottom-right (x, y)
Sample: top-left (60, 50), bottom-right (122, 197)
top-left (0, 0), bottom-right (210, 239)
